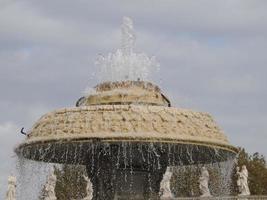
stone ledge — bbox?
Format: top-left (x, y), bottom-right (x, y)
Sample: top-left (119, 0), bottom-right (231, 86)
top-left (21, 105), bottom-right (237, 153)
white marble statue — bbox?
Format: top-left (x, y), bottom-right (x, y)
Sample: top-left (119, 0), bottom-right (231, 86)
top-left (43, 171), bottom-right (57, 200)
top-left (237, 165), bottom-right (250, 196)
top-left (159, 167), bottom-right (174, 199)
top-left (236, 166), bottom-right (242, 194)
top-left (199, 167), bottom-right (212, 197)
top-left (6, 176), bottom-right (16, 200)
top-left (83, 175), bottom-right (93, 200)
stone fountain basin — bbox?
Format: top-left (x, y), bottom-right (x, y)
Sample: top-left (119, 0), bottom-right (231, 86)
top-left (15, 104), bottom-right (237, 165)
top-left (16, 139), bottom-right (236, 166)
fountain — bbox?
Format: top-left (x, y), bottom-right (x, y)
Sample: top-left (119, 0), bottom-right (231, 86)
top-left (15, 17), bottom-right (238, 199)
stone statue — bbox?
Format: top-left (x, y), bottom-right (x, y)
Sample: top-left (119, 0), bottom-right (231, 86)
top-left (43, 171), bottom-right (57, 200)
top-left (237, 165), bottom-right (250, 196)
top-left (6, 176), bottom-right (16, 200)
top-left (121, 16), bottom-right (136, 55)
top-left (159, 167), bottom-right (174, 199)
top-left (236, 166), bottom-right (242, 193)
top-left (199, 167), bottom-right (212, 197)
top-left (83, 175), bottom-right (93, 200)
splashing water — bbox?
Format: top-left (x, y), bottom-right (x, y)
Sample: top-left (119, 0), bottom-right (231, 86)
top-left (16, 157), bottom-right (56, 200)
top-left (17, 141), bottom-right (237, 199)
top-left (94, 17), bottom-right (160, 82)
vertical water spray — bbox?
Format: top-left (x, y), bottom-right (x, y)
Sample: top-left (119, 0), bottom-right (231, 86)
top-left (94, 17), bottom-right (159, 83)
top-left (121, 16), bottom-right (136, 56)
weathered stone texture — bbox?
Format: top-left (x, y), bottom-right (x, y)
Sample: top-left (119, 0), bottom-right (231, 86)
top-left (26, 105), bottom-right (229, 148)
top-left (83, 81), bottom-right (170, 106)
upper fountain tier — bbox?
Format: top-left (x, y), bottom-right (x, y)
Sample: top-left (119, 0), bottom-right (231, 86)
top-left (16, 80), bottom-right (237, 160)
top-left (78, 80), bottom-right (170, 107)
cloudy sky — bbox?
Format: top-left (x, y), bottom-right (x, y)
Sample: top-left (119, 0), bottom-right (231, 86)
top-left (1, 0), bottom-right (267, 197)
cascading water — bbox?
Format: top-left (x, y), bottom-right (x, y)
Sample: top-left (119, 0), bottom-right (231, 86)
top-left (15, 17), bottom-right (238, 200)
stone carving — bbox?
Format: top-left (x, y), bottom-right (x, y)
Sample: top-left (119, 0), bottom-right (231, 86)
top-left (236, 166), bottom-right (241, 194)
top-left (159, 167), bottom-right (174, 199)
top-left (26, 105), bottom-right (230, 148)
top-left (237, 165), bottom-right (250, 196)
top-left (83, 175), bottom-right (93, 200)
top-left (199, 167), bottom-right (212, 197)
top-left (85, 81), bottom-right (168, 107)
top-left (43, 171), bottom-right (57, 200)
top-left (6, 176), bottom-right (16, 200)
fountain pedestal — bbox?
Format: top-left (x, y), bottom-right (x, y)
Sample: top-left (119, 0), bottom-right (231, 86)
top-left (85, 142), bottom-right (168, 200)
top-left (87, 166), bottom-right (166, 200)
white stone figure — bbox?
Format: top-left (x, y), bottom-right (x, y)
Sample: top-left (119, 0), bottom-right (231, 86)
top-left (237, 165), bottom-right (250, 196)
top-left (43, 171), bottom-right (57, 200)
top-left (236, 166), bottom-right (242, 194)
top-left (121, 16), bottom-right (136, 55)
top-left (6, 176), bottom-right (16, 200)
top-left (83, 175), bottom-right (93, 200)
top-left (199, 167), bottom-right (212, 197)
top-left (159, 167), bottom-right (174, 199)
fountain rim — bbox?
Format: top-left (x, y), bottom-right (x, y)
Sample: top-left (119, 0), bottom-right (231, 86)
top-left (15, 136), bottom-right (238, 155)
top-left (93, 80), bottom-right (162, 92)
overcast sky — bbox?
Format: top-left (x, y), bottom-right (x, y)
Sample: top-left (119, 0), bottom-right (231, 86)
top-left (1, 0), bottom-right (267, 198)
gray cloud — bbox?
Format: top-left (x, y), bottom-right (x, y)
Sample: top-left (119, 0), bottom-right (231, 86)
top-left (1, 0), bottom-right (267, 198)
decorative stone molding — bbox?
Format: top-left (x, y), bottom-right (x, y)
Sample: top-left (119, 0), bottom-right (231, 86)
top-left (18, 81), bottom-right (237, 154)
top-left (22, 105), bottom-right (233, 151)
top-left (82, 81), bottom-right (169, 106)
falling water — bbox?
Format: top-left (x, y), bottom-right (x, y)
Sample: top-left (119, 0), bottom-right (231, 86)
top-left (16, 157), bottom-right (56, 200)
top-left (172, 160), bottom-right (236, 197)
top-left (16, 141), bottom-right (236, 199)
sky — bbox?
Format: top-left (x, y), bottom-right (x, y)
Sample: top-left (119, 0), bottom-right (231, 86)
top-left (1, 0), bottom-right (267, 197)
